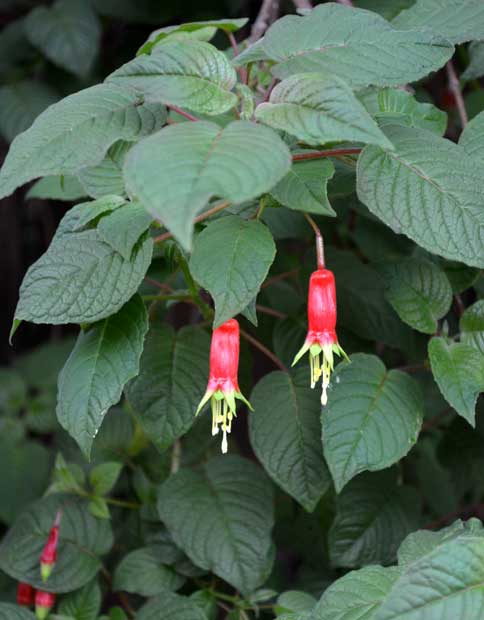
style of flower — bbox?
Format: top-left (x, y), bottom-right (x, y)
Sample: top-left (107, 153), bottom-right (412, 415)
top-left (292, 268), bottom-right (348, 405)
top-left (196, 319), bottom-right (252, 453)
top-left (40, 511), bottom-right (61, 582)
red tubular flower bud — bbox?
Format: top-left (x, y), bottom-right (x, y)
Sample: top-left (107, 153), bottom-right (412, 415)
top-left (292, 268), bottom-right (348, 405)
top-left (35, 590), bottom-right (56, 620)
top-left (40, 511), bottom-right (61, 582)
top-left (17, 582), bottom-right (35, 607)
top-left (195, 319), bottom-right (252, 453)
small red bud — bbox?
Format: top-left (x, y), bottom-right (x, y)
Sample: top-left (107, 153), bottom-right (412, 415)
top-left (40, 511), bottom-right (61, 582)
top-left (35, 590), bottom-right (56, 620)
top-left (17, 582), bottom-right (35, 607)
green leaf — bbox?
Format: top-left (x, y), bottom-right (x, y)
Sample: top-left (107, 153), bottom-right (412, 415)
top-left (461, 300), bottom-right (484, 355)
top-left (123, 120), bottom-right (291, 250)
top-left (270, 158), bottom-right (335, 216)
top-left (240, 4), bottom-right (453, 88)
top-left (138, 18), bottom-right (249, 55)
top-left (463, 41), bottom-right (484, 80)
top-left (329, 471), bottom-right (420, 568)
top-left (58, 580), bottom-right (102, 620)
top-left (354, 0), bottom-right (414, 21)
top-left (14, 202), bottom-right (153, 325)
top-left (0, 604), bottom-right (35, 620)
top-left (158, 455), bottom-right (274, 596)
top-left (428, 337), bottom-right (484, 427)
top-left (379, 257), bottom-right (453, 334)
top-left (0, 495), bottom-right (113, 592)
top-left (255, 73), bottom-right (392, 149)
top-left (79, 141), bottom-right (131, 199)
top-left (24, 0), bottom-right (101, 77)
top-left (357, 125), bottom-right (484, 268)
top-left (277, 591), bottom-right (316, 615)
top-left (97, 201), bottom-right (153, 260)
top-left (249, 370), bottom-right (331, 512)
top-left (393, 0), bottom-right (484, 44)
top-left (0, 438), bottom-right (50, 525)
top-left (27, 175), bottom-right (87, 202)
top-left (126, 325), bottom-right (210, 452)
top-left (71, 195), bottom-right (126, 230)
top-left (90, 407), bottom-right (134, 463)
top-left (322, 354), bottom-right (423, 492)
top-left (88, 496), bottom-right (110, 520)
top-left (113, 546), bottom-right (185, 596)
top-left (0, 81), bottom-right (58, 143)
top-left (89, 462), bottom-right (123, 496)
top-left (189, 216), bottom-right (276, 327)
top-left (459, 109), bottom-right (484, 161)
top-left (236, 84), bottom-right (256, 121)
top-left (313, 565), bottom-right (401, 620)
top-left (376, 536), bottom-right (484, 620)
top-left (57, 295), bottom-right (148, 458)
top-left (0, 83), bottom-right (166, 199)
top-left (138, 593), bottom-right (209, 620)
top-left (359, 88), bottom-right (447, 136)
top-left (108, 39), bottom-right (237, 115)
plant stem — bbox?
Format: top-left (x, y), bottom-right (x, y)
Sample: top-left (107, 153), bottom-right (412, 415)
top-left (262, 268), bottom-right (300, 288)
top-left (227, 31), bottom-right (240, 56)
top-left (153, 200), bottom-right (231, 244)
top-left (292, 0), bottom-right (312, 8)
top-left (256, 304), bottom-right (286, 319)
top-left (171, 439), bottom-right (181, 474)
top-left (167, 105), bottom-right (199, 122)
top-left (142, 293), bottom-right (191, 302)
top-left (250, 0), bottom-right (280, 42)
top-left (143, 277), bottom-right (173, 292)
top-left (293, 148), bottom-right (362, 161)
top-left (104, 497), bottom-right (141, 509)
top-left (240, 327), bottom-right (288, 372)
top-left (304, 213), bottom-right (325, 269)
top-left (178, 255), bottom-right (213, 322)
top-left (337, 0), bottom-right (354, 5)
top-left (446, 60), bottom-right (468, 127)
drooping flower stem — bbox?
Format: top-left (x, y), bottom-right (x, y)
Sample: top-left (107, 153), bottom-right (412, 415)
top-left (304, 213), bottom-right (325, 269)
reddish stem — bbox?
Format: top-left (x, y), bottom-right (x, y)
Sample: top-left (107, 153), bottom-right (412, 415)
top-left (240, 328), bottom-right (287, 372)
top-left (304, 213), bottom-right (325, 269)
top-left (153, 200), bottom-right (231, 243)
top-left (168, 105), bottom-right (198, 122)
top-left (293, 148), bottom-right (362, 162)
top-left (446, 60), bottom-right (468, 127)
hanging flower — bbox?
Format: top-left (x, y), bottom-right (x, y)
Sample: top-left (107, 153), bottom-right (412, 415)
top-left (196, 319), bottom-right (252, 454)
top-left (292, 268), bottom-right (348, 405)
top-left (17, 582), bottom-right (35, 607)
top-left (35, 590), bottom-right (56, 620)
top-left (40, 511), bottom-right (61, 582)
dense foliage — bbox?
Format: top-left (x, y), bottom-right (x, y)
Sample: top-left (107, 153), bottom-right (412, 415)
top-left (1, 0), bottom-right (484, 619)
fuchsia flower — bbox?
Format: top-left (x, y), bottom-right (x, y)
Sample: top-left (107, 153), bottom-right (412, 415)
top-left (292, 268), bottom-right (348, 405)
top-left (17, 582), bottom-right (35, 607)
top-left (196, 319), bottom-right (252, 453)
top-left (40, 511), bottom-right (61, 582)
top-left (35, 590), bottom-right (56, 620)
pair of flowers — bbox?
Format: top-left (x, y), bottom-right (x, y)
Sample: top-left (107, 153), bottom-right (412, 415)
top-left (17, 511), bottom-right (60, 619)
top-left (197, 268), bottom-right (347, 453)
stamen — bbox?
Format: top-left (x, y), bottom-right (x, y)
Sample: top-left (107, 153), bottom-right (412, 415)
top-left (221, 429), bottom-right (228, 453)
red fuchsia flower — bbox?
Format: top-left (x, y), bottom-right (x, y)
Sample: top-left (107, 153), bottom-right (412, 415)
top-left (35, 590), bottom-right (56, 620)
top-left (292, 268), bottom-right (348, 405)
top-left (196, 318), bottom-right (252, 453)
top-left (40, 511), bottom-right (61, 582)
top-left (17, 582), bottom-right (35, 607)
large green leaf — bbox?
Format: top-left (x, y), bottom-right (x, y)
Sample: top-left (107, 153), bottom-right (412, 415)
top-left (158, 455), bottom-right (274, 596)
top-left (27, 175), bottom-right (87, 202)
top-left (14, 201), bottom-right (153, 325)
top-left (0, 495), bottom-right (113, 592)
top-left (57, 295), bottom-right (148, 458)
top-left (189, 216), bottom-right (276, 327)
top-left (0, 605), bottom-right (35, 620)
top-left (138, 593), bottom-right (209, 620)
top-left (376, 536), bottom-right (484, 620)
top-left (359, 88), bottom-right (447, 136)
top-left (357, 125), bottom-right (484, 268)
top-left (107, 39), bottom-right (237, 115)
top-left (322, 354), bottom-right (423, 492)
top-left (255, 73), bottom-right (392, 149)
top-left (138, 18), bottom-right (249, 55)
top-left (270, 158), bottom-right (335, 216)
top-left (0, 84), bottom-right (166, 199)
top-left (461, 300), bottom-right (484, 355)
top-left (114, 546), bottom-right (185, 596)
top-left (126, 325), bottom-right (210, 451)
top-left (249, 370), bottom-right (331, 512)
top-left (329, 471), bottom-right (420, 568)
top-left (313, 565), bottom-right (401, 620)
top-left (97, 201), bottom-right (153, 260)
top-left (0, 81), bottom-right (58, 143)
top-left (79, 141), bottom-right (131, 199)
top-left (459, 109), bottom-right (484, 161)
top-left (58, 580), bottom-right (102, 620)
top-left (24, 0), bottom-right (101, 76)
top-left (236, 4), bottom-right (453, 88)
top-left (393, 0), bottom-right (484, 44)
top-left (379, 257), bottom-right (453, 334)
top-left (428, 337), bottom-right (484, 427)
top-left (124, 120), bottom-right (290, 250)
